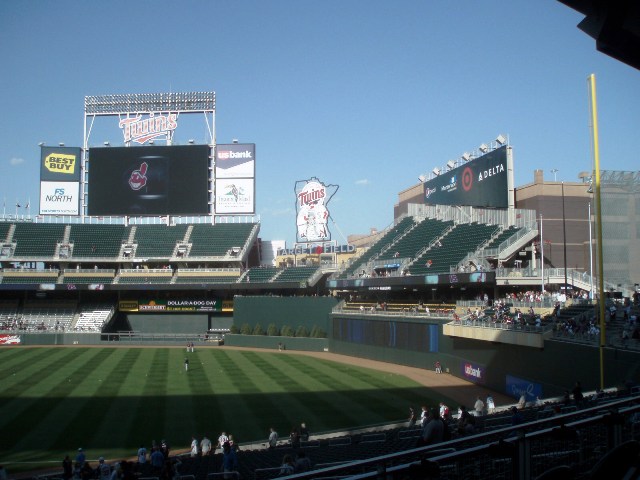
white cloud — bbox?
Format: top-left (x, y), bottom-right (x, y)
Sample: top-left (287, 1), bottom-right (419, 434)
top-left (10, 157), bottom-right (24, 166)
top-left (355, 179), bottom-right (370, 186)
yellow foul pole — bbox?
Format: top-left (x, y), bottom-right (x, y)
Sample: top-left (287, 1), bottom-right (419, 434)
top-left (588, 73), bottom-right (606, 389)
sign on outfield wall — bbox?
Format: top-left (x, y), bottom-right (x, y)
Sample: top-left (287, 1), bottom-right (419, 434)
top-left (120, 299), bottom-right (223, 312)
top-left (461, 361), bottom-right (486, 384)
top-left (294, 177), bottom-right (339, 243)
top-left (215, 143), bottom-right (255, 179)
top-left (39, 182), bottom-right (80, 215)
top-left (505, 374), bottom-right (542, 402)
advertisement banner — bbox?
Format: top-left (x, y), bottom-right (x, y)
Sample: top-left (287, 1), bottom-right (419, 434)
top-left (119, 300), bottom-right (139, 312)
top-left (215, 178), bottom-right (255, 214)
top-left (0, 335), bottom-right (21, 345)
top-left (40, 146), bottom-right (82, 182)
top-left (461, 361), bottom-right (486, 384)
top-left (122, 299), bottom-right (222, 313)
top-left (215, 144), bottom-right (255, 178)
top-left (294, 177), bottom-right (339, 243)
top-left (39, 182), bottom-right (80, 215)
top-left (423, 145), bottom-right (509, 208)
top-left (505, 374), bottom-right (542, 402)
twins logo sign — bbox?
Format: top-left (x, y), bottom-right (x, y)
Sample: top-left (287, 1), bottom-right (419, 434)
top-left (294, 177), bottom-right (338, 243)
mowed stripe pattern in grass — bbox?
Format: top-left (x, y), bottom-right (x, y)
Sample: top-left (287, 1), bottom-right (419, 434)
top-left (0, 347), bottom-right (442, 463)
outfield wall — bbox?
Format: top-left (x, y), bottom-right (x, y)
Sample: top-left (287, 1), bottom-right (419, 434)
top-left (224, 334), bottom-right (328, 351)
top-left (127, 313), bottom-right (209, 334)
top-left (329, 313), bottom-right (640, 399)
top-left (233, 296), bottom-right (338, 332)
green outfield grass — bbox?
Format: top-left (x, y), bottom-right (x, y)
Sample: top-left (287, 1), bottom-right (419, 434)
top-left (0, 347), bottom-right (453, 471)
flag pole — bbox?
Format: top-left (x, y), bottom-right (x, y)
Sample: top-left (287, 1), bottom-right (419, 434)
top-left (588, 73), bottom-right (605, 390)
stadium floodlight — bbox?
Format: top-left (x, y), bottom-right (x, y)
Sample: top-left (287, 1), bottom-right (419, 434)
top-left (496, 134), bottom-right (507, 145)
top-left (479, 143), bottom-right (489, 153)
top-left (446, 160), bottom-right (456, 170)
top-left (232, 138), bottom-right (239, 144)
top-left (432, 167), bottom-right (441, 176)
top-left (418, 175), bottom-right (427, 183)
top-left (59, 142), bottom-right (65, 147)
top-left (149, 140), bottom-right (154, 145)
top-left (188, 139), bottom-right (195, 144)
top-left (85, 92), bottom-right (216, 115)
top-left (103, 141), bottom-right (110, 146)
top-left (38, 142), bottom-right (45, 147)
top-left (551, 168), bottom-right (559, 181)
top-left (461, 152), bottom-right (471, 161)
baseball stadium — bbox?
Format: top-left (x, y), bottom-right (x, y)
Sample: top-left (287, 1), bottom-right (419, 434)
top-left (2, 5), bottom-right (640, 480)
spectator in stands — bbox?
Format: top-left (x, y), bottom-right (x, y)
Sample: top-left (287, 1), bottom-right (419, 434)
top-left (510, 406), bottom-right (524, 426)
top-left (137, 445), bottom-right (147, 465)
top-left (80, 461), bottom-right (94, 480)
top-left (517, 394), bottom-right (526, 410)
top-left (75, 448), bottom-right (86, 467)
top-left (221, 442), bottom-right (238, 479)
top-left (289, 426), bottom-right (300, 449)
top-left (474, 396), bottom-right (485, 416)
top-left (420, 405), bottom-right (429, 426)
top-left (62, 456), bottom-right (73, 480)
top-left (268, 427), bottom-right (279, 449)
top-left (217, 432), bottom-right (229, 452)
top-left (150, 448), bottom-right (164, 474)
top-left (486, 395), bottom-right (495, 414)
top-left (300, 422), bottom-right (309, 441)
top-left (200, 435), bottom-right (212, 456)
top-left (228, 434), bottom-right (239, 452)
top-left (408, 407), bottom-right (417, 427)
top-left (160, 439), bottom-right (170, 458)
top-left (279, 454), bottom-right (295, 476)
top-left (438, 402), bottom-right (449, 419)
top-left (457, 406), bottom-right (475, 434)
top-left (294, 451), bottom-right (311, 473)
top-left (572, 381), bottom-right (584, 407)
top-left (418, 408), bottom-right (444, 446)
top-left (96, 457), bottom-right (111, 480)
top-left (190, 436), bottom-right (198, 457)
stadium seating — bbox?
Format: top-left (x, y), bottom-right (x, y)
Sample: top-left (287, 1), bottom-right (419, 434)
top-left (12, 223), bottom-right (66, 257)
top-left (62, 272), bottom-right (116, 284)
top-left (410, 222), bottom-right (497, 275)
top-left (0, 222), bottom-right (12, 242)
top-left (242, 266), bottom-right (279, 283)
top-left (73, 304), bottom-right (115, 331)
top-left (1, 270), bottom-right (59, 284)
top-left (377, 217), bottom-right (452, 262)
top-left (133, 224), bottom-right (189, 258)
top-left (174, 275), bottom-right (240, 284)
top-left (188, 223), bottom-right (256, 257)
top-left (484, 225), bottom-right (521, 249)
top-left (118, 274), bottom-right (173, 284)
top-left (273, 266), bottom-right (320, 283)
top-left (338, 216), bottom-right (415, 278)
top-left (68, 224), bottom-right (129, 258)
top-left (19, 300), bottom-right (77, 331)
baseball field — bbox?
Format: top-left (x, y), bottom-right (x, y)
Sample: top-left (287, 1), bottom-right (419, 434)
top-left (0, 346), bottom-right (456, 472)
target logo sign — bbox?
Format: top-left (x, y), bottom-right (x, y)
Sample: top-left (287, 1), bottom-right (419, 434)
top-left (462, 167), bottom-right (473, 191)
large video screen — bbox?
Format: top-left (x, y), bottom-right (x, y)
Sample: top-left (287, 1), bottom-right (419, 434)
top-left (423, 145), bottom-right (509, 208)
top-left (88, 145), bottom-right (210, 216)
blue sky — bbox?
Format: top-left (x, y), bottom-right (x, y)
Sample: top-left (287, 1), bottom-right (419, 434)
top-left (1, 1), bottom-right (638, 246)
